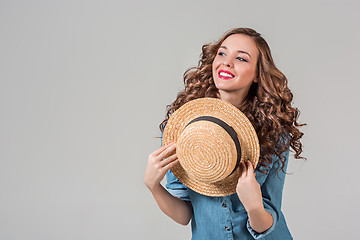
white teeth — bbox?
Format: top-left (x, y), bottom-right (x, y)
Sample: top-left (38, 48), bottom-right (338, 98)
top-left (219, 72), bottom-right (234, 78)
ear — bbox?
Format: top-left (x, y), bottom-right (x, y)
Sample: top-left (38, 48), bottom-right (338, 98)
top-left (253, 78), bottom-right (259, 83)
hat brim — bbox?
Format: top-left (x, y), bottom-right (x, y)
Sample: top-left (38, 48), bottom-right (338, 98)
top-left (162, 97), bottom-right (260, 197)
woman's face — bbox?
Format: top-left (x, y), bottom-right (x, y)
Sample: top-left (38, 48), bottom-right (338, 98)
top-left (212, 34), bottom-right (259, 100)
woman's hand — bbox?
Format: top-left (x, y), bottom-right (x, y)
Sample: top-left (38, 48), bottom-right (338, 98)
top-left (236, 160), bottom-right (263, 213)
top-left (236, 160), bottom-right (274, 232)
top-left (144, 142), bottom-right (179, 191)
top-left (144, 142), bottom-right (192, 225)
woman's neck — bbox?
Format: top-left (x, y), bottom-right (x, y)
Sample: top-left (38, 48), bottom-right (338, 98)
top-left (217, 90), bottom-right (247, 107)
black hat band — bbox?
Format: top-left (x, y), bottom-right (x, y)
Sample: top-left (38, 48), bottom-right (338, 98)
top-left (183, 116), bottom-right (242, 175)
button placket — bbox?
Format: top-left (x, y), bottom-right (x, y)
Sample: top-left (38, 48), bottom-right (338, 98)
top-left (219, 197), bottom-right (233, 239)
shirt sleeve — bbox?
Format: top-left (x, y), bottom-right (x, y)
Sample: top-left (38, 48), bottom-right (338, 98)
top-left (246, 148), bottom-right (290, 239)
top-left (165, 170), bottom-right (191, 201)
top-left (160, 128), bottom-right (190, 202)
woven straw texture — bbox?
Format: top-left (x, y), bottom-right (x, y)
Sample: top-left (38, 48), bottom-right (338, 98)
top-left (162, 97), bottom-right (260, 197)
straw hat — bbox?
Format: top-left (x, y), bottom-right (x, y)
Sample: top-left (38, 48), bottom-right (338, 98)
top-left (162, 97), bottom-right (260, 197)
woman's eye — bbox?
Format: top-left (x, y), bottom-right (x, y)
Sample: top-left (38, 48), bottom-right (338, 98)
top-left (218, 51), bottom-right (225, 56)
top-left (237, 57), bottom-right (248, 62)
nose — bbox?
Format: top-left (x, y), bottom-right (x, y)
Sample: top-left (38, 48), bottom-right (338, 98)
top-left (222, 57), bottom-right (233, 68)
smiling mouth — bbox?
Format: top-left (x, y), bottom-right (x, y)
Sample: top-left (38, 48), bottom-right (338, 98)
top-left (218, 70), bottom-right (235, 79)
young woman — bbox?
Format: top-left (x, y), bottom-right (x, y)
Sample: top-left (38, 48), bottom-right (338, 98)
top-left (144, 28), bottom-right (305, 239)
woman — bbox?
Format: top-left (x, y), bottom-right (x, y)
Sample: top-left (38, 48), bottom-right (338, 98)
top-left (144, 28), bottom-right (305, 239)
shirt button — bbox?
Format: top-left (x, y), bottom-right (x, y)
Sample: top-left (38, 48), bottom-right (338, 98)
top-left (222, 203), bottom-right (227, 208)
top-left (225, 226), bottom-right (230, 231)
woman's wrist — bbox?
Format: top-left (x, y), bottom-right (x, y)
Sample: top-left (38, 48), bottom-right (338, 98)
top-left (247, 205), bottom-right (265, 217)
top-left (245, 202), bottom-right (264, 214)
top-left (247, 206), bottom-right (273, 233)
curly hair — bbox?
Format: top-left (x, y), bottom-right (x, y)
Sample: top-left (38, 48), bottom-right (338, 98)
top-left (159, 28), bottom-right (306, 174)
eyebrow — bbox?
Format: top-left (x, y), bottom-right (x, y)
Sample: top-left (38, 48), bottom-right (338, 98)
top-left (219, 46), bottom-right (252, 59)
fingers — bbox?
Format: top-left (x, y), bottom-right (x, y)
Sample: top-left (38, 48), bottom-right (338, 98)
top-left (157, 142), bottom-right (177, 159)
top-left (240, 161), bottom-right (247, 177)
top-left (151, 142), bottom-right (176, 157)
top-left (246, 160), bottom-right (254, 175)
top-left (163, 158), bottom-right (179, 172)
top-left (239, 160), bottom-right (255, 178)
top-left (159, 153), bottom-right (178, 168)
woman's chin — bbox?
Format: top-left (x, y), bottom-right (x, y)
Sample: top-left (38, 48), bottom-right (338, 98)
top-left (216, 85), bottom-right (233, 92)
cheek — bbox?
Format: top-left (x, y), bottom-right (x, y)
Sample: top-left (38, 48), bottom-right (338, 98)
top-left (236, 65), bottom-right (256, 79)
top-left (212, 58), bottom-right (220, 73)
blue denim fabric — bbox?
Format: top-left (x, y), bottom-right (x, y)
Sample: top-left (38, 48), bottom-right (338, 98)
top-left (161, 131), bottom-right (293, 239)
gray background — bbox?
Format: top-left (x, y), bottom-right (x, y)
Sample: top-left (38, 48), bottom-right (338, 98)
top-left (1, 0), bottom-right (359, 239)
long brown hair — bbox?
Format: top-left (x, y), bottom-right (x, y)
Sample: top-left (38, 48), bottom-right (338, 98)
top-left (159, 28), bottom-right (306, 174)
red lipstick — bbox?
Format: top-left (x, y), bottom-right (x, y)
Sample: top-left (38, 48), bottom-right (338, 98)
top-left (218, 70), bottom-right (235, 80)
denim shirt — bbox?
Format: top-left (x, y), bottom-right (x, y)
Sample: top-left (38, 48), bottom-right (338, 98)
top-left (161, 131), bottom-right (293, 239)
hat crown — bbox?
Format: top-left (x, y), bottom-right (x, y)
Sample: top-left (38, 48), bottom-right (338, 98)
top-left (162, 97), bottom-right (260, 196)
top-left (177, 120), bottom-right (238, 183)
